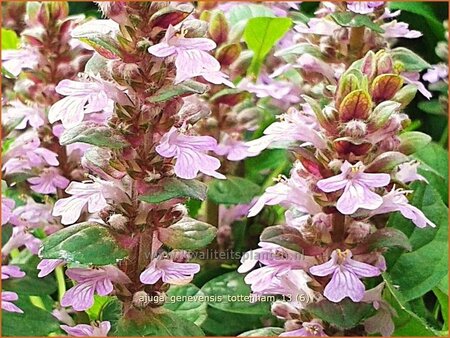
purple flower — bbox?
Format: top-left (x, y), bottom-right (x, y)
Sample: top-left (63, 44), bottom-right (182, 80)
top-left (1, 265), bottom-right (26, 280)
top-left (49, 78), bottom-right (130, 129)
top-left (3, 101), bottom-right (44, 130)
top-left (61, 266), bottom-right (130, 311)
top-left (2, 48), bottom-right (39, 77)
top-left (2, 291), bottom-right (23, 313)
top-left (280, 320), bottom-right (327, 336)
top-left (423, 64), bottom-right (448, 83)
top-left (1, 198), bottom-right (15, 225)
top-left (140, 256), bottom-right (200, 285)
top-left (294, 18), bottom-right (340, 36)
top-left (317, 161), bottom-right (390, 215)
top-left (214, 134), bottom-right (258, 161)
top-left (2, 226), bottom-right (41, 256)
top-left (238, 75), bottom-right (296, 101)
top-left (37, 259), bottom-right (65, 278)
top-left (53, 178), bottom-right (127, 225)
top-left (347, 2), bottom-right (384, 14)
top-left (371, 188), bottom-right (436, 228)
top-left (156, 127), bottom-right (225, 179)
top-left (61, 321), bottom-right (111, 337)
top-left (246, 108), bottom-right (326, 155)
top-left (148, 25), bottom-right (232, 86)
top-left (362, 283), bottom-right (397, 337)
top-left (249, 164), bottom-right (321, 217)
top-left (381, 21), bottom-right (422, 39)
top-left (12, 198), bottom-right (53, 229)
top-left (396, 161), bottom-right (427, 184)
top-left (310, 249), bottom-right (381, 302)
top-left (27, 168), bottom-right (70, 195)
top-left (402, 72), bottom-right (432, 99)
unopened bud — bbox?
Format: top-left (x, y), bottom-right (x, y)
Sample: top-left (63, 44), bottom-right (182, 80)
top-left (285, 319), bottom-right (302, 332)
top-left (108, 214), bottom-right (129, 231)
top-left (347, 221), bottom-right (371, 243)
top-left (271, 301), bottom-right (298, 320)
top-left (182, 19), bottom-right (208, 38)
top-left (148, 291), bottom-right (167, 307)
top-left (216, 43), bottom-right (241, 66)
top-left (375, 50), bottom-right (394, 74)
top-left (132, 290), bottom-right (151, 309)
top-left (343, 120), bottom-right (367, 138)
top-left (209, 11), bottom-right (229, 45)
top-left (169, 250), bottom-right (190, 263)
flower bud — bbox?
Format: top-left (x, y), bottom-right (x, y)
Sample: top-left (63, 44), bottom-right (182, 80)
top-left (369, 101), bottom-right (401, 128)
top-left (182, 19), bottom-right (209, 38)
top-left (132, 290), bottom-right (151, 309)
top-left (361, 50), bottom-right (376, 79)
top-left (169, 250), bottom-right (190, 263)
top-left (343, 120), bottom-right (367, 138)
top-left (285, 319), bottom-right (302, 332)
top-left (148, 291), bottom-right (167, 307)
top-left (375, 50), bottom-right (394, 74)
top-left (436, 41), bottom-right (448, 61)
top-left (97, 2), bottom-right (128, 24)
top-left (108, 214), bottom-right (129, 231)
top-left (216, 43), bottom-right (241, 66)
top-left (209, 11), bottom-right (229, 45)
top-left (346, 221), bottom-right (371, 243)
top-left (392, 84), bottom-right (417, 108)
top-left (271, 301), bottom-right (299, 320)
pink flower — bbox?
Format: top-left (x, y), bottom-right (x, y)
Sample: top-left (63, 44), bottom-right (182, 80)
top-left (61, 266), bottom-right (130, 311)
top-left (1, 198), bottom-right (15, 225)
top-left (246, 108), bottom-right (326, 155)
top-left (423, 64), bottom-right (448, 83)
top-left (347, 2), bottom-right (384, 14)
top-left (381, 21), bottom-right (422, 39)
top-left (3, 101), bottom-right (44, 129)
top-left (156, 127), bottom-right (225, 179)
top-left (294, 18), bottom-right (340, 36)
top-left (402, 72), bottom-right (432, 99)
top-left (61, 321), bottom-right (111, 337)
top-left (140, 256), bottom-right (200, 285)
top-left (317, 161), bottom-right (390, 215)
top-left (362, 283), bottom-right (397, 337)
top-left (52, 179), bottom-right (127, 225)
top-left (2, 226), bottom-right (41, 256)
top-left (396, 161), bottom-right (427, 184)
top-left (27, 168), bottom-right (70, 195)
top-left (12, 198), bottom-right (53, 229)
top-left (371, 188), bottom-right (436, 228)
top-left (280, 320), bottom-right (327, 336)
top-left (249, 165), bottom-right (321, 217)
top-left (37, 259), bottom-right (65, 278)
top-left (148, 25), bottom-right (232, 86)
top-left (2, 48), bottom-right (39, 77)
top-left (295, 54), bottom-right (336, 82)
top-left (2, 291), bottom-right (23, 313)
top-left (214, 134), bottom-right (258, 161)
top-left (49, 78), bottom-right (130, 128)
top-left (310, 249), bottom-right (381, 302)
top-left (1, 265), bottom-right (26, 280)
top-left (238, 75), bottom-right (296, 101)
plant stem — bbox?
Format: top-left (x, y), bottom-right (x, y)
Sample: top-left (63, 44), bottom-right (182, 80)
top-left (55, 265), bottom-right (66, 303)
top-left (439, 125), bottom-right (448, 148)
top-left (349, 26), bottom-right (365, 62)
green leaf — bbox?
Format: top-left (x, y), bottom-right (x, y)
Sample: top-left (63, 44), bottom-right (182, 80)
top-left (362, 227), bottom-right (412, 252)
top-left (227, 4), bottom-right (274, 26)
top-left (385, 183), bottom-right (448, 301)
top-left (201, 305), bottom-right (278, 336)
top-left (306, 298), bottom-right (375, 330)
top-left (389, 2), bottom-right (445, 40)
top-left (2, 296), bottom-right (60, 336)
top-left (414, 143), bottom-right (448, 203)
top-left (116, 309), bottom-right (204, 336)
top-left (391, 47), bottom-right (431, 72)
top-left (165, 284), bottom-right (208, 326)
top-left (210, 88), bottom-right (250, 106)
top-left (1, 28), bottom-right (19, 50)
top-left (79, 35), bottom-right (122, 59)
top-left (383, 274), bottom-right (440, 336)
top-left (2, 256), bottom-right (57, 296)
top-left (60, 122), bottom-right (129, 149)
top-left (158, 217), bottom-right (217, 250)
top-left (238, 327), bottom-right (284, 336)
top-left (243, 17), bottom-right (292, 76)
top-left (201, 271), bottom-right (271, 315)
top-left (208, 176), bottom-right (260, 205)
top-left (40, 222), bottom-right (128, 265)
top-left (433, 287), bottom-right (448, 330)
top-left (398, 131), bottom-right (432, 155)
top-left (418, 100), bottom-right (446, 116)
top-left (139, 178), bottom-right (207, 204)
top-left (100, 297), bottom-right (122, 333)
top-left (260, 225), bottom-right (325, 256)
top-left (330, 13), bottom-right (384, 33)
top-left (147, 81), bottom-right (208, 103)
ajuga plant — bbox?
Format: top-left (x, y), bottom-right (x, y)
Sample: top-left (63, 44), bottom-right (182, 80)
top-left (1, 1), bottom-right (448, 338)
